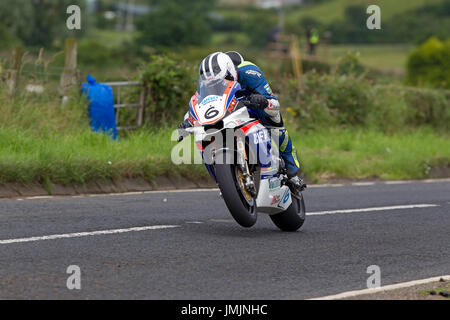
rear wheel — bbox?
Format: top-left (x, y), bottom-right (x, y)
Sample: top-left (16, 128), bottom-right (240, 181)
top-left (270, 193), bottom-right (306, 232)
top-left (215, 160), bottom-right (257, 228)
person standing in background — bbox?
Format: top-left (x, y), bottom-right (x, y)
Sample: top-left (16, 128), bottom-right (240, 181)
top-left (306, 25), bottom-right (319, 56)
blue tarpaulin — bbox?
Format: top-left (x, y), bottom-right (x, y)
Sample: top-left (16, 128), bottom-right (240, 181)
top-left (81, 75), bottom-right (117, 140)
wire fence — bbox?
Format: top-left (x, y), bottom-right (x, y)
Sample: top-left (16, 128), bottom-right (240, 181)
top-left (0, 41), bottom-right (147, 131)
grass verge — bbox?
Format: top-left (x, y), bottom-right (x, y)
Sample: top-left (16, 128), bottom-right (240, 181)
top-left (0, 125), bottom-right (449, 186)
top-left (292, 128), bottom-right (450, 183)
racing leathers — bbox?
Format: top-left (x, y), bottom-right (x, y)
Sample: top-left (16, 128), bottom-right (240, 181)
top-left (235, 61), bottom-right (300, 178)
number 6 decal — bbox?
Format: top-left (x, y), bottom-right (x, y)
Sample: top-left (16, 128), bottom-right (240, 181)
top-left (205, 107), bottom-right (219, 120)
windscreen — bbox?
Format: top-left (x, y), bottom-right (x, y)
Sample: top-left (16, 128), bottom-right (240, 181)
top-left (197, 78), bottom-right (229, 104)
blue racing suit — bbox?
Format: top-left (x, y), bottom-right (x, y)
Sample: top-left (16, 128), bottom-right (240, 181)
top-left (236, 61), bottom-right (300, 177)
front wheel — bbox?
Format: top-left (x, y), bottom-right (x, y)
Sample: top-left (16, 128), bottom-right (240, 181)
top-left (270, 193), bottom-right (306, 232)
top-left (215, 163), bottom-right (257, 228)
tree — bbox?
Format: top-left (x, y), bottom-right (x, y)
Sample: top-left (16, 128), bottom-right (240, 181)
top-left (242, 9), bottom-right (278, 48)
top-left (0, 0), bottom-right (86, 47)
top-left (136, 0), bottom-right (216, 48)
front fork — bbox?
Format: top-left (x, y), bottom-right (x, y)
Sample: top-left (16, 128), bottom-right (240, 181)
top-left (236, 136), bottom-right (257, 197)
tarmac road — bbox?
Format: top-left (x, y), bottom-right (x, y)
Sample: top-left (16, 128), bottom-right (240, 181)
top-left (0, 180), bottom-right (449, 299)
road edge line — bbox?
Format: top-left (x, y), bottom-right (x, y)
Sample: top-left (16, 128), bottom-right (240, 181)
top-left (308, 275), bottom-right (450, 300)
top-left (3, 177), bottom-right (450, 201)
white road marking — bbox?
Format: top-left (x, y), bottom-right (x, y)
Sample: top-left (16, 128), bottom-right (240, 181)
top-left (422, 178), bottom-right (450, 183)
top-left (210, 219), bottom-right (235, 223)
top-left (351, 182), bottom-right (375, 186)
top-left (308, 184), bottom-right (344, 188)
top-left (24, 196), bottom-right (54, 200)
top-left (384, 180), bottom-right (413, 185)
top-left (309, 275), bottom-right (450, 300)
top-left (307, 204), bottom-right (438, 216)
top-left (0, 225), bottom-right (180, 245)
top-left (0, 201), bottom-right (441, 246)
top-left (143, 188), bottom-right (219, 194)
top-left (89, 191), bottom-right (144, 197)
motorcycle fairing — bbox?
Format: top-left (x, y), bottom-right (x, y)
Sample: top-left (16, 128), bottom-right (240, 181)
top-left (189, 80), bottom-right (241, 126)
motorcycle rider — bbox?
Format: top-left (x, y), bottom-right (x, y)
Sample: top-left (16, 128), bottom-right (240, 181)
top-left (178, 51), bottom-right (306, 191)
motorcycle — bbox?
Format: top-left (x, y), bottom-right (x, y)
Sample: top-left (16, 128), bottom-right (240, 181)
top-left (178, 77), bottom-right (306, 231)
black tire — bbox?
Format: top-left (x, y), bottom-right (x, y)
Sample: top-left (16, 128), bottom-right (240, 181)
top-left (270, 193), bottom-right (306, 232)
top-left (215, 161), bottom-right (257, 228)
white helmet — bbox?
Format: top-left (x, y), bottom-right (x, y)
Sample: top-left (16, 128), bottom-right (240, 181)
top-left (199, 52), bottom-right (237, 82)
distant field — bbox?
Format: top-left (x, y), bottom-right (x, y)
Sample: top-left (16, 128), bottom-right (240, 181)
top-left (314, 44), bottom-right (413, 73)
top-left (286, 0), bottom-right (444, 24)
top-left (84, 30), bottom-right (139, 48)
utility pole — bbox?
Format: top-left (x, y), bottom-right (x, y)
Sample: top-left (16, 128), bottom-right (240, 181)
top-left (278, 0), bottom-right (285, 33)
top-left (126, 0), bottom-right (135, 31)
top-left (59, 38), bottom-right (78, 101)
top-left (7, 46), bottom-right (23, 97)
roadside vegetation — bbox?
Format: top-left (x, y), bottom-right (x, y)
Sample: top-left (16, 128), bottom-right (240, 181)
top-left (1, 53), bottom-right (449, 187)
top-left (0, 0), bottom-right (449, 190)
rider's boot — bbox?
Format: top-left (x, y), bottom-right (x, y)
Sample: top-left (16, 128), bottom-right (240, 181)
top-left (279, 129), bottom-right (307, 192)
top-left (288, 175), bottom-right (307, 192)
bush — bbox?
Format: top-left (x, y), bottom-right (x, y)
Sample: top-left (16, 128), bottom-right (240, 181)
top-left (281, 71), bottom-right (450, 132)
top-left (0, 24), bottom-right (20, 49)
top-left (403, 87), bottom-right (450, 128)
top-left (0, 0), bottom-right (86, 48)
top-left (211, 11), bottom-right (244, 33)
top-left (334, 52), bottom-right (366, 76)
top-left (407, 37), bottom-right (450, 89)
top-left (242, 9), bottom-right (278, 48)
top-left (135, 0), bottom-right (215, 49)
top-left (78, 41), bottom-right (118, 67)
top-left (135, 53), bottom-right (449, 132)
top-left (284, 72), bottom-right (372, 129)
top-left (74, 39), bottom-right (141, 69)
top-left (140, 55), bottom-right (196, 124)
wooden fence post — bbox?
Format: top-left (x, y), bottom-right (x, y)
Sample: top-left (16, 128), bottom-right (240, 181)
top-left (59, 38), bottom-right (78, 99)
top-left (7, 46), bottom-right (23, 96)
top-left (137, 85), bottom-right (147, 127)
top-left (290, 35), bottom-right (302, 78)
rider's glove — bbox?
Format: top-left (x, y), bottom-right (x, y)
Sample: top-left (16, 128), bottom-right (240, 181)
top-left (243, 94), bottom-right (268, 110)
top-left (177, 119), bottom-right (192, 142)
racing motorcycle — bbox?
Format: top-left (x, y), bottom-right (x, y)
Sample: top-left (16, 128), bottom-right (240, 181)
top-left (178, 78), bottom-right (306, 231)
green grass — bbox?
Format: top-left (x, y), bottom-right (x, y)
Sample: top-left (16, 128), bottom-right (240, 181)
top-left (84, 29), bottom-right (140, 49)
top-left (316, 44), bottom-right (413, 73)
top-left (1, 124), bottom-right (449, 185)
top-left (291, 128), bottom-right (450, 182)
top-left (286, 0), bottom-right (444, 25)
top-left (420, 288), bottom-right (449, 296)
top-left (211, 32), bottom-right (251, 47)
top-left (0, 126), bottom-right (204, 185)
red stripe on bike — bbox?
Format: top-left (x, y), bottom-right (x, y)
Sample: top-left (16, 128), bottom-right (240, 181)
top-left (240, 120), bottom-right (260, 134)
